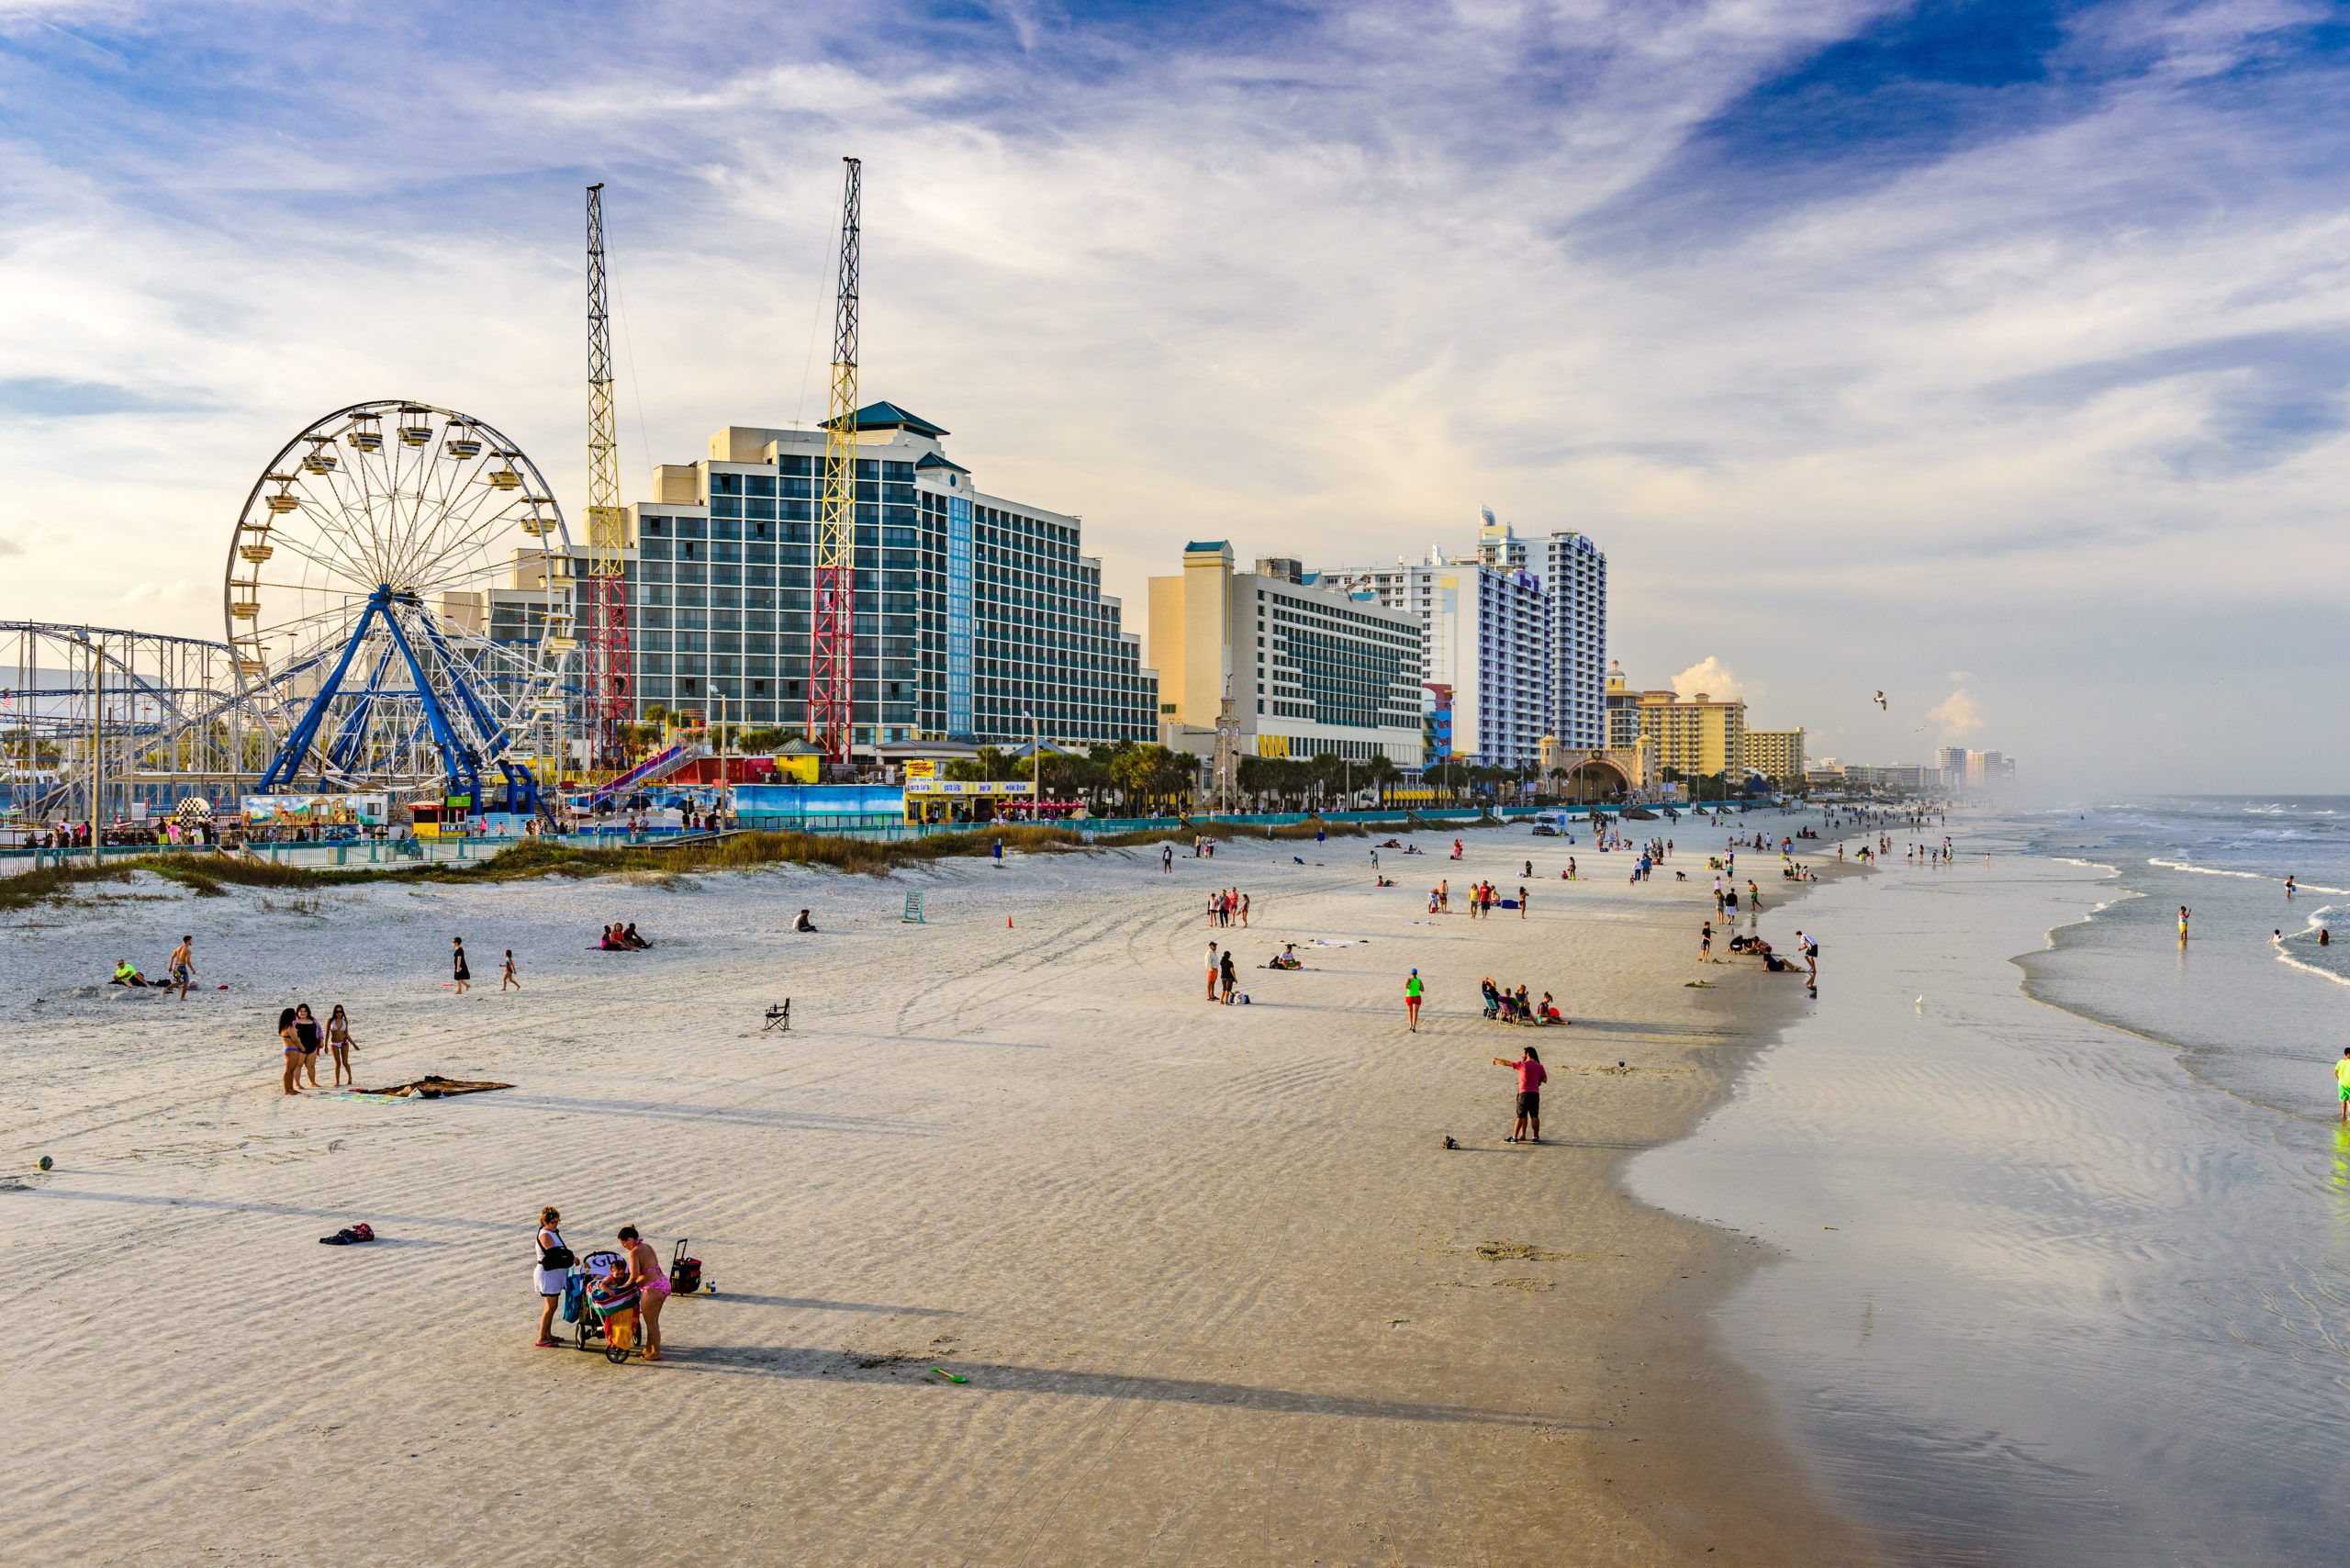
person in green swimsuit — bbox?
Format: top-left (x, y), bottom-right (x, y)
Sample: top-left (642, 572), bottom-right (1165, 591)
top-left (1404, 969), bottom-right (1425, 1032)
top-left (2337, 1047), bottom-right (2350, 1124)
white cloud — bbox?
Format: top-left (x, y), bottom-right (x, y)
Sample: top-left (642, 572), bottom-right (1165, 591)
top-left (1928, 689), bottom-right (1985, 741)
top-left (1671, 656), bottom-right (1742, 701)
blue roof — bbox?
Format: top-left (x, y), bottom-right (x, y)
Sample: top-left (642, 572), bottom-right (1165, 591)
top-left (822, 400), bottom-right (948, 437)
top-left (1183, 540), bottom-right (1230, 553)
top-left (915, 452), bottom-right (969, 475)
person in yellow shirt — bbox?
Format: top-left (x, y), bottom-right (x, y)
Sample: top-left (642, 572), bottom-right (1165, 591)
top-left (2336, 1047), bottom-right (2350, 1125)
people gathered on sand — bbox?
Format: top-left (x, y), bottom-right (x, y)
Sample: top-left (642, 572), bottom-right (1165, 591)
top-left (272, 1002), bottom-right (359, 1093)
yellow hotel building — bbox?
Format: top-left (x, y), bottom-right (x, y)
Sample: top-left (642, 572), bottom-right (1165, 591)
top-left (1605, 664), bottom-right (1746, 779)
top-left (1745, 728), bottom-right (1807, 786)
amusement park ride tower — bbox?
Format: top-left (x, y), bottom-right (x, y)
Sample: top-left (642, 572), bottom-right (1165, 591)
top-left (808, 157), bottom-right (861, 764)
top-left (583, 183), bottom-right (633, 771)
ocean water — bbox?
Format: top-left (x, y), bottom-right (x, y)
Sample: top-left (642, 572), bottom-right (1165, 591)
top-left (1630, 800), bottom-right (2350, 1567)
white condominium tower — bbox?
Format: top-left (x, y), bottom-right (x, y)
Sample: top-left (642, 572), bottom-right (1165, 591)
top-left (1321, 513), bottom-right (1606, 770)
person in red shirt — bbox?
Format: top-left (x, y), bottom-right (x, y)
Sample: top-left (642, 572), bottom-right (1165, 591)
top-left (1490, 1046), bottom-right (1548, 1143)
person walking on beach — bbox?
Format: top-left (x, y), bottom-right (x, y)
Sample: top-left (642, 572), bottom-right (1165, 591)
top-left (325, 1004), bottom-right (354, 1087)
top-left (1700, 922), bottom-right (1713, 964)
top-left (1404, 969), bottom-right (1425, 1032)
top-left (1239, 891), bottom-right (1249, 928)
top-left (500, 948), bottom-right (520, 991)
top-left (533, 1206), bottom-right (573, 1348)
top-left (2338, 1048), bottom-right (2350, 1124)
top-left (167, 934), bottom-right (196, 1001)
top-left (1492, 1044), bottom-right (1547, 1143)
top-left (1205, 942), bottom-right (1220, 1002)
top-left (452, 936), bottom-right (472, 994)
top-left (1797, 930), bottom-right (1818, 982)
top-left (1518, 885), bottom-right (1528, 921)
top-left (1163, 845), bottom-right (1173, 873)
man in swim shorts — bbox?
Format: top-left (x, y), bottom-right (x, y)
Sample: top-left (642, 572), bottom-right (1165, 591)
top-left (167, 935), bottom-right (195, 1000)
top-left (2338, 1047), bottom-right (2350, 1124)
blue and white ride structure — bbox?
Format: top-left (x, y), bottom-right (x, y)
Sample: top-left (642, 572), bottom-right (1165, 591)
top-left (225, 401), bottom-right (576, 813)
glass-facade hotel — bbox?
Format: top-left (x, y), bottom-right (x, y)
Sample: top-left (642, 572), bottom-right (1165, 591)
top-left (616, 402), bottom-right (1157, 748)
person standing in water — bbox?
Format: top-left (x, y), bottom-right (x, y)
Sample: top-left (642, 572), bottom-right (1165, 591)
top-left (1404, 969), bottom-right (1425, 1032)
top-left (2178, 906), bottom-right (2191, 945)
top-left (2338, 1047), bottom-right (2350, 1124)
top-left (452, 936), bottom-right (472, 993)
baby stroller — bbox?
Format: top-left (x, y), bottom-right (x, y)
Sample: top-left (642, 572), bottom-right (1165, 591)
top-left (565, 1249), bottom-right (640, 1363)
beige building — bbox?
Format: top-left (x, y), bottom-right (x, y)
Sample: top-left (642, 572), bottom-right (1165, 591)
top-left (1147, 543), bottom-right (1423, 765)
top-left (1604, 663), bottom-right (1746, 779)
top-left (1745, 728), bottom-right (1807, 786)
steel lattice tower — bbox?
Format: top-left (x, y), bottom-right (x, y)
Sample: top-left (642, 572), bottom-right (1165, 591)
top-left (584, 183), bottom-right (633, 768)
top-left (808, 157), bottom-right (861, 763)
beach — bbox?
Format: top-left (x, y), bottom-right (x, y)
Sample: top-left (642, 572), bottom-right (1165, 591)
top-left (2, 821), bottom-right (1873, 1565)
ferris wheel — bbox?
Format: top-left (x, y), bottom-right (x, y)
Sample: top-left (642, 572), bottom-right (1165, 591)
top-left (225, 401), bottom-right (575, 810)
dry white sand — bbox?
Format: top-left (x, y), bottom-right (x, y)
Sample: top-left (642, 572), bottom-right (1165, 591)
top-left (3, 825), bottom-right (1875, 1564)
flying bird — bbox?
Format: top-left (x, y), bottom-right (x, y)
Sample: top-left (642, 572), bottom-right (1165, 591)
top-left (1874, 690), bottom-right (1887, 711)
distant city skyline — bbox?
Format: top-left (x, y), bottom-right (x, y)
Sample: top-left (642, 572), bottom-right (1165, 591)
top-left (3, 2), bottom-right (2344, 790)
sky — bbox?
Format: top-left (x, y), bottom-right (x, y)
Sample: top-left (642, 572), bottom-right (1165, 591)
top-left (3, 0), bottom-right (2346, 792)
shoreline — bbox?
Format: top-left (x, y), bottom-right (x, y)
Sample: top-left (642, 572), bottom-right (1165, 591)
top-left (5, 819), bottom-right (1880, 1563)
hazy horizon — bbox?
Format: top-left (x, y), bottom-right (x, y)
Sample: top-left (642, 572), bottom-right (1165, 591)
top-left (4, 1), bottom-right (2344, 790)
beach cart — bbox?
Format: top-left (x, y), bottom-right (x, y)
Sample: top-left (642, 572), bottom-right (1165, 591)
top-left (566, 1250), bottom-right (639, 1363)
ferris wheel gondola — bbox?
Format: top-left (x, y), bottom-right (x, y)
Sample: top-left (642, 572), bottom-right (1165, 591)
top-left (225, 400), bottom-right (574, 811)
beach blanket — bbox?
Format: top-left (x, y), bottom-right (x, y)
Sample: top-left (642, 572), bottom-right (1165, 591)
top-left (354, 1075), bottom-right (513, 1098)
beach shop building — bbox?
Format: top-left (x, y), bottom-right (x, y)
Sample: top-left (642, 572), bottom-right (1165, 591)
top-left (1147, 543), bottom-right (1423, 767)
top-left (610, 402), bottom-right (1158, 753)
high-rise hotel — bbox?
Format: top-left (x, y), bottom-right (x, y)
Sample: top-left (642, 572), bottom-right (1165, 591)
top-left (1320, 515), bottom-right (1608, 770)
top-left (616, 402), bottom-right (1158, 749)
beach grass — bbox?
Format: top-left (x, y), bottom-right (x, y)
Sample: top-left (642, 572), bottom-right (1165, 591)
top-left (0, 824), bottom-right (1155, 911)
top-left (0, 817), bottom-right (1408, 912)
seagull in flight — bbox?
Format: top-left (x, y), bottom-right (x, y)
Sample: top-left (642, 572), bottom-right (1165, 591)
top-left (1874, 690), bottom-right (1887, 711)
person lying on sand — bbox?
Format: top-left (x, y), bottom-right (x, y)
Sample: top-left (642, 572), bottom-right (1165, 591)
top-left (110, 958), bottom-right (150, 987)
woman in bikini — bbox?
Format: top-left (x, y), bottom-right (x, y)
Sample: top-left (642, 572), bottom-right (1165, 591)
top-left (325, 1004), bottom-right (354, 1088)
top-left (613, 1225), bottom-right (669, 1361)
top-left (278, 1007), bottom-right (304, 1095)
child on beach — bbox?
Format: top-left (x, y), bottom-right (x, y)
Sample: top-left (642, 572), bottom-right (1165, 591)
top-left (501, 950), bottom-right (520, 991)
top-left (1492, 1045), bottom-right (1547, 1143)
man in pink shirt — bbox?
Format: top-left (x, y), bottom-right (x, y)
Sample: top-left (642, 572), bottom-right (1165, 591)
top-left (1490, 1045), bottom-right (1548, 1143)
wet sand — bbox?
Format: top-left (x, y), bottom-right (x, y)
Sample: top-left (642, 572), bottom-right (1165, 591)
top-left (2, 825), bottom-right (1874, 1564)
